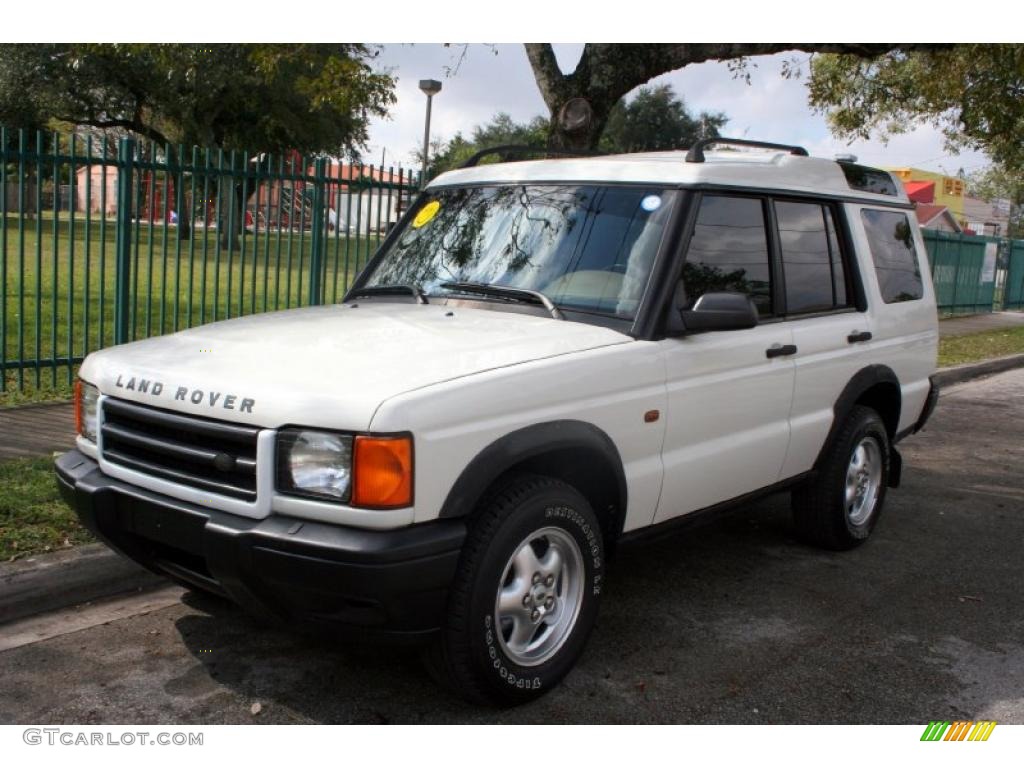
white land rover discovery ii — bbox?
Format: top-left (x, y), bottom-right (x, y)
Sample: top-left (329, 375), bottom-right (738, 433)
top-left (57, 138), bottom-right (939, 705)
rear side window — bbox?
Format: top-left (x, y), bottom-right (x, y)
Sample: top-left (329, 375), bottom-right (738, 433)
top-left (840, 163), bottom-right (900, 196)
top-left (776, 201), bottom-right (850, 314)
top-left (861, 210), bottom-right (924, 303)
top-left (683, 195), bottom-right (773, 316)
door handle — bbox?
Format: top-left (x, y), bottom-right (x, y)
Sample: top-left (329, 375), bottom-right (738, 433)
top-left (847, 331), bottom-right (873, 344)
top-left (765, 344), bottom-right (798, 359)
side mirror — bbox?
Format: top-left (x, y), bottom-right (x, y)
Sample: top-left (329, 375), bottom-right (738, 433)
top-left (672, 292), bottom-right (759, 334)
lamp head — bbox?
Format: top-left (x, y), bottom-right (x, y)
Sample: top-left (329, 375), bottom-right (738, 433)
top-left (419, 79), bottom-right (442, 97)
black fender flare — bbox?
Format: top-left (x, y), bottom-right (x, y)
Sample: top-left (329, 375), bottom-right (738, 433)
top-left (438, 420), bottom-right (628, 525)
top-left (814, 364), bottom-right (901, 471)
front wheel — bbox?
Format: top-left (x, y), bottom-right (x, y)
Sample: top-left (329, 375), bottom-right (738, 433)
top-left (792, 405), bottom-right (890, 550)
top-left (426, 474), bottom-right (604, 705)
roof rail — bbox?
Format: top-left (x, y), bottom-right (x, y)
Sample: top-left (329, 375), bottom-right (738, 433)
top-left (685, 137), bottom-right (809, 164)
top-left (459, 144), bottom-right (599, 168)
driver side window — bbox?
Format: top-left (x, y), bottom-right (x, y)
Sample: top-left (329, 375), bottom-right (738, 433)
top-left (681, 195), bottom-right (773, 317)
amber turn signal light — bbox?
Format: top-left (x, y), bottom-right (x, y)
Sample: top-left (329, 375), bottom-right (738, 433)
top-left (351, 435), bottom-right (413, 508)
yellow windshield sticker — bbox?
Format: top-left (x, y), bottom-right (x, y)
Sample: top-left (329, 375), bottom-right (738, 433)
top-left (412, 200), bottom-right (441, 228)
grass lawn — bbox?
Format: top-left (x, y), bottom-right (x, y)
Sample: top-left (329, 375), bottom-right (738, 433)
top-left (0, 456), bottom-right (92, 561)
top-left (1, 211), bottom-right (376, 405)
top-left (937, 326), bottom-right (1024, 367)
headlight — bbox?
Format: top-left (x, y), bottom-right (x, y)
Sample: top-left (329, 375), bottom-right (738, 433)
top-left (277, 429), bottom-right (353, 502)
top-left (75, 380), bottom-right (99, 443)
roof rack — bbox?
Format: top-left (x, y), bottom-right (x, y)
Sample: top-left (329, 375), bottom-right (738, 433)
top-left (685, 137), bottom-right (809, 164)
top-left (460, 144), bottom-right (600, 168)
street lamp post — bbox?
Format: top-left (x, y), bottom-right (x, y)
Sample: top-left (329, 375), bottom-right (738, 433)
top-left (419, 79), bottom-right (442, 189)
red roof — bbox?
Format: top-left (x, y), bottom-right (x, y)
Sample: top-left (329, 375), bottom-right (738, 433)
top-left (320, 162), bottom-right (404, 185)
top-left (915, 204), bottom-right (951, 227)
top-left (903, 180), bottom-right (935, 204)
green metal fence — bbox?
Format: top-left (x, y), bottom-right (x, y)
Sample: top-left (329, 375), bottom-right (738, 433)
top-left (1, 127), bottom-right (418, 398)
top-left (922, 230), bottom-right (1001, 316)
top-left (1005, 240), bottom-right (1024, 311)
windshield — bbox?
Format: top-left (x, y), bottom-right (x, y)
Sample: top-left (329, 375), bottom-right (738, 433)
top-left (361, 184), bottom-right (677, 319)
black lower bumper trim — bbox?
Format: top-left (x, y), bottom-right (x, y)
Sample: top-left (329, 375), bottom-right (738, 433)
top-left (55, 450), bottom-right (465, 641)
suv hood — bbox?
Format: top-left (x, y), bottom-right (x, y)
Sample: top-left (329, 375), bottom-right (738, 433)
top-left (80, 303), bottom-right (632, 430)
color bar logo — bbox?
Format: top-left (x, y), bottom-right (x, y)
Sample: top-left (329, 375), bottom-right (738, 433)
top-left (921, 720), bottom-right (997, 741)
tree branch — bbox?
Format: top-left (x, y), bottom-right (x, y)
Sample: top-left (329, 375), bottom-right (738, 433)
top-left (524, 43), bottom-right (567, 111)
top-left (57, 114), bottom-right (171, 148)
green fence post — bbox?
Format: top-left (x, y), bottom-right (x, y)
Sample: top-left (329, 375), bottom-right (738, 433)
top-left (949, 233), bottom-right (963, 315)
top-left (307, 156), bottom-right (328, 306)
top-left (114, 138), bottom-right (135, 345)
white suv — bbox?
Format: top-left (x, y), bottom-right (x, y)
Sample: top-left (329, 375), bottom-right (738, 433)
top-left (56, 138), bottom-right (939, 705)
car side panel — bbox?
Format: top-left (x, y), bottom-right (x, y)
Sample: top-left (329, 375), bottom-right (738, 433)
top-left (654, 325), bottom-right (796, 522)
top-left (781, 311), bottom-right (877, 478)
top-left (368, 341), bottom-right (669, 533)
top-left (846, 203), bottom-right (939, 433)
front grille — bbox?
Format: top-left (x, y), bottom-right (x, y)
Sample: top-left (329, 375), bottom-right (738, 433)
top-left (101, 398), bottom-right (260, 501)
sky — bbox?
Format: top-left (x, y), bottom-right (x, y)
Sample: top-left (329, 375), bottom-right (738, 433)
top-left (363, 43), bottom-right (990, 177)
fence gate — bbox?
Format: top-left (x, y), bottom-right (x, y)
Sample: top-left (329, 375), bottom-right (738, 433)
top-left (923, 230), bottom-right (1000, 315)
top-left (1005, 240), bottom-right (1024, 311)
top-left (1, 126), bottom-right (418, 398)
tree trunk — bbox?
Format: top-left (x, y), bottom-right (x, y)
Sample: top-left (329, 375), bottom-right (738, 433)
top-left (546, 109), bottom-right (609, 153)
top-left (525, 43), bottom-right (949, 153)
top-left (167, 145), bottom-right (191, 241)
top-left (218, 182), bottom-right (246, 251)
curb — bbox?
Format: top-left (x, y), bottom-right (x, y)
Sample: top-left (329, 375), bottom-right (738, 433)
top-left (933, 353), bottom-right (1024, 389)
top-left (2, 354), bottom-right (1023, 628)
top-left (0, 543), bottom-right (165, 626)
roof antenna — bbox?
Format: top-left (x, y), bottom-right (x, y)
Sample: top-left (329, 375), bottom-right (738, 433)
top-left (834, 153), bottom-right (858, 163)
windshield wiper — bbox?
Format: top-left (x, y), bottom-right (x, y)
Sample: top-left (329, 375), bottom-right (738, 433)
top-left (348, 284), bottom-right (428, 305)
top-left (439, 281), bottom-right (564, 320)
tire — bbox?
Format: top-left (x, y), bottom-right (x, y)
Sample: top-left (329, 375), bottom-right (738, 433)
top-left (792, 405), bottom-right (890, 551)
top-left (426, 474), bottom-right (605, 705)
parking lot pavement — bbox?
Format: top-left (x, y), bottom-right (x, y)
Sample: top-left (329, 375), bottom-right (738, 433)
top-left (1, 370), bottom-right (1021, 725)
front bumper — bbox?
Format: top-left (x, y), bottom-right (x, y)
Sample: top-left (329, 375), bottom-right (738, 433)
top-left (56, 450), bottom-right (465, 642)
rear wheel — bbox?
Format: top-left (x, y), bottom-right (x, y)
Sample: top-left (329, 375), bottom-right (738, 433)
top-left (426, 474), bottom-right (604, 705)
top-left (793, 405), bottom-right (890, 550)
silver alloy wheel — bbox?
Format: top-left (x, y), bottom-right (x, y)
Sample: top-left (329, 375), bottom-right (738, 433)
top-left (494, 526), bottom-right (585, 667)
top-left (846, 436), bottom-right (882, 526)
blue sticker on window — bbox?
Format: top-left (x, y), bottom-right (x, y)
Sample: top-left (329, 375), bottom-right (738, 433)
top-left (640, 194), bottom-right (662, 212)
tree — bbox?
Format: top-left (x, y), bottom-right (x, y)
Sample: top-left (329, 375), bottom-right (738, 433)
top-left (0, 44), bottom-right (394, 155)
top-left (0, 44), bottom-right (395, 243)
top-left (417, 112), bottom-right (550, 177)
top-left (421, 87), bottom-right (726, 180)
top-left (523, 43), bottom-right (946, 151)
top-left (805, 45), bottom-right (1024, 173)
top-left (967, 166), bottom-right (1024, 239)
top-left (600, 85), bottom-right (726, 153)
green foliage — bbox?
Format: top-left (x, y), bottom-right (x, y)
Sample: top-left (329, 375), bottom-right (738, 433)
top-left (0, 456), bottom-right (92, 560)
top-left (937, 326), bottom-right (1024, 368)
top-left (806, 45), bottom-right (1024, 173)
top-left (600, 85), bottom-right (726, 153)
top-left (419, 112), bottom-right (551, 177)
top-left (422, 85), bottom-right (727, 180)
top-left (0, 44), bottom-right (395, 155)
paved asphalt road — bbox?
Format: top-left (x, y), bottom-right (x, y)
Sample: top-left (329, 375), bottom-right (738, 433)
top-left (1, 370), bottom-right (1022, 724)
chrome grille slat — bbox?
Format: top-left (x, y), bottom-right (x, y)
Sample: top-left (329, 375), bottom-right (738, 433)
top-left (101, 398), bottom-right (259, 501)
top-left (101, 422), bottom-right (257, 473)
top-left (103, 398), bottom-right (260, 444)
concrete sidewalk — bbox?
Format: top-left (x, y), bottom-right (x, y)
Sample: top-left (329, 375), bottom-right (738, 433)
top-left (0, 402), bottom-right (75, 461)
top-left (939, 310), bottom-right (1024, 337)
